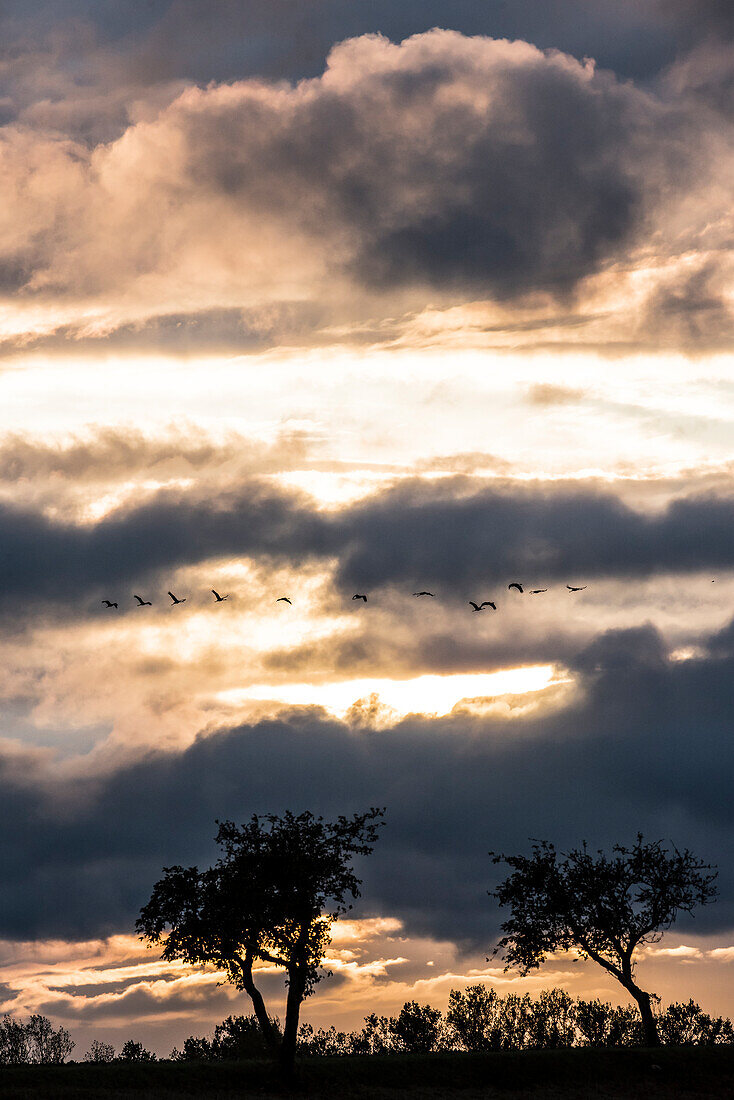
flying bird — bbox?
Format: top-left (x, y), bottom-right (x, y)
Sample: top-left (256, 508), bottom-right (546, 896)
top-left (276, 597), bottom-right (292, 605)
top-left (530, 589), bottom-right (547, 594)
top-left (566, 585), bottom-right (587, 592)
top-left (212, 589), bottom-right (228, 602)
top-left (508, 583), bottom-right (524, 593)
top-left (352, 594), bottom-right (367, 602)
top-left (413, 591), bottom-right (435, 597)
top-left (101, 600), bottom-right (118, 609)
top-left (469, 601), bottom-right (496, 611)
top-left (168, 591), bottom-right (186, 605)
top-left (133, 594), bottom-right (152, 606)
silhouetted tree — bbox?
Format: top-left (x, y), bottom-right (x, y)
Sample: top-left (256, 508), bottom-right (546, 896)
top-left (490, 836), bottom-right (718, 1047)
top-left (138, 807), bottom-right (384, 1076)
top-left (389, 1001), bottom-right (444, 1053)
top-left (171, 1014), bottom-right (280, 1061)
top-left (0, 1015), bottom-right (74, 1065)
top-left (498, 992), bottom-right (533, 1049)
top-left (658, 1000), bottom-right (734, 1046)
top-left (526, 988), bottom-right (576, 1048)
top-left (25, 1015), bottom-right (75, 1064)
top-left (297, 1023), bottom-right (351, 1056)
top-left (85, 1039), bottom-right (115, 1062)
top-left (574, 998), bottom-right (642, 1047)
top-left (170, 1036), bottom-right (213, 1062)
top-left (446, 985), bottom-right (504, 1051)
top-left (349, 1012), bottom-right (393, 1055)
top-left (0, 1016), bottom-right (30, 1064)
top-left (211, 1014), bottom-right (277, 1059)
top-left (119, 1039), bottom-right (157, 1062)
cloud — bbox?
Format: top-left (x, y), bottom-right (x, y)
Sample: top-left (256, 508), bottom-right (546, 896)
top-left (0, 27), bottom-right (725, 353)
top-left (525, 383), bottom-right (585, 407)
top-left (661, 37), bottom-right (734, 120)
top-left (636, 258), bottom-right (734, 352)
top-left (0, 425), bottom-right (312, 484)
top-left (659, 1), bottom-right (734, 39)
top-left (0, 620), bottom-right (732, 950)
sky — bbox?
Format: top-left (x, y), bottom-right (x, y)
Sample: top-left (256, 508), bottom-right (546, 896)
top-left (0, 0), bottom-right (733, 1057)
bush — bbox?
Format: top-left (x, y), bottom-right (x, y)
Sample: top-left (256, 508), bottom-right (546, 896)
top-left (0, 1015), bottom-right (74, 1064)
top-left (659, 1000), bottom-right (734, 1046)
top-left (171, 1014), bottom-right (279, 1061)
top-left (119, 1039), bottom-right (157, 1062)
top-left (497, 993), bottom-right (533, 1050)
top-left (349, 1013), bottom-right (394, 1055)
top-left (0, 1016), bottom-right (30, 1064)
top-left (170, 990), bottom-right (734, 1062)
top-left (170, 1036), bottom-right (213, 1062)
top-left (84, 1039), bottom-right (115, 1063)
top-left (446, 985), bottom-right (504, 1051)
top-left (575, 999), bottom-right (642, 1047)
top-left (297, 1023), bottom-right (352, 1056)
top-left (526, 989), bottom-right (576, 1049)
top-left (389, 1001), bottom-right (444, 1054)
top-left (211, 1014), bottom-right (276, 1059)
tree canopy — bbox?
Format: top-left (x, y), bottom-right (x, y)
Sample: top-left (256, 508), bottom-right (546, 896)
top-left (490, 835), bottom-right (718, 1046)
top-left (137, 807), bottom-right (384, 1073)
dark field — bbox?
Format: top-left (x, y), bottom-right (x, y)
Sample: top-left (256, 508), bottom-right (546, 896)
top-left (1, 1049), bottom-right (733, 1100)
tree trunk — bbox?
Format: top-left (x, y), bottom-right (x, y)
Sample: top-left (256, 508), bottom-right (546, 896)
top-left (628, 983), bottom-right (660, 1047)
top-left (239, 952), bottom-right (280, 1054)
top-left (280, 969), bottom-right (306, 1078)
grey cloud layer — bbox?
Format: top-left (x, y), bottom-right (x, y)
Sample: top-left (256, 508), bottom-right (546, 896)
top-left (0, 0), bottom-right (710, 105)
top-left (0, 621), bottom-right (732, 947)
top-left (0, 426), bottom-right (311, 483)
top-left (2, 479), bottom-right (734, 616)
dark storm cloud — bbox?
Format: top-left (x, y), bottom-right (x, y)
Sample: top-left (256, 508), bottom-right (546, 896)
top-left (5, 479), bottom-right (734, 617)
top-left (0, 481), bottom-right (323, 613)
top-left (332, 482), bottom-right (734, 591)
top-left (0, 621), bottom-right (732, 947)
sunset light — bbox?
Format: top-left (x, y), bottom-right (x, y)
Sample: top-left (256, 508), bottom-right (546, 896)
top-left (0, 0), bottom-right (733, 1079)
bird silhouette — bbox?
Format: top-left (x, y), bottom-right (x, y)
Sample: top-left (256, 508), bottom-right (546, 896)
top-left (469, 601), bottom-right (496, 611)
top-left (508, 583), bottom-right (524, 593)
top-left (352, 594), bottom-right (367, 602)
top-left (101, 600), bottom-right (118, 609)
top-left (168, 591), bottom-right (186, 605)
top-left (530, 589), bottom-right (547, 594)
top-left (276, 596), bottom-right (292, 605)
top-left (413, 591), bottom-right (435, 597)
top-left (133, 594), bottom-right (152, 606)
top-left (566, 585), bottom-right (587, 592)
top-left (212, 589), bottom-right (228, 602)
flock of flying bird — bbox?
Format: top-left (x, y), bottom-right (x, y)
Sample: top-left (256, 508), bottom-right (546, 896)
top-left (100, 582), bottom-right (588, 611)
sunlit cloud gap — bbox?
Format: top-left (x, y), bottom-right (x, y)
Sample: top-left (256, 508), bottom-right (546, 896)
top-left (218, 666), bottom-right (560, 719)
